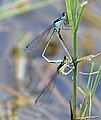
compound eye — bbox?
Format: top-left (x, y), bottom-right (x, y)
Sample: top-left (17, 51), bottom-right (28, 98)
top-left (64, 55), bottom-right (66, 60)
top-left (62, 12), bottom-right (66, 17)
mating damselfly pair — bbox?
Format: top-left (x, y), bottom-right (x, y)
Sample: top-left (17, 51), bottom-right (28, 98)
top-left (26, 12), bottom-right (74, 105)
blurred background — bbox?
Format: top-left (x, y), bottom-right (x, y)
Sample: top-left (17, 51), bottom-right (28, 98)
top-left (0, 0), bottom-right (101, 120)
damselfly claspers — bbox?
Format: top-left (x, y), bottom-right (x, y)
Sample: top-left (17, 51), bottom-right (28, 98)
top-left (34, 29), bottom-right (74, 105)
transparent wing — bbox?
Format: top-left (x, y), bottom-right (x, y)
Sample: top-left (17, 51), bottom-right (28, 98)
top-left (26, 24), bottom-right (54, 53)
top-left (35, 72), bottom-right (58, 105)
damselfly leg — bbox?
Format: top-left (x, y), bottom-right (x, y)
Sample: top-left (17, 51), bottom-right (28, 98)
top-left (41, 30), bottom-right (63, 63)
top-left (62, 20), bottom-right (70, 30)
top-left (42, 27), bottom-right (73, 64)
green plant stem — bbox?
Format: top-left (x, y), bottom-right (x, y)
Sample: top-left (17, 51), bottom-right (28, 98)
top-left (65, 0), bottom-right (78, 118)
top-left (73, 0), bottom-right (78, 26)
top-left (71, 0), bottom-right (74, 12)
top-left (83, 65), bottom-right (101, 116)
top-left (79, 63), bottom-right (94, 117)
top-left (73, 63), bottom-right (78, 118)
top-left (73, 31), bottom-right (78, 59)
top-left (72, 29), bottom-right (78, 119)
top-left (85, 63), bottom-right (94, 94)
top-left (72, 2), bottom-right (87, 116)
top-left (75, 1), bottom-right (87, 31)
top-left (65, 0), bottom-right (74, 35)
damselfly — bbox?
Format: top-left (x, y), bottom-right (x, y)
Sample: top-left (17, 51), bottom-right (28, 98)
top-left (35, 29), bottom-right (74, 105)
top-left (25, 12), bottom-right (74, 105)
top-left (26, 12), bottom-right (69, 55)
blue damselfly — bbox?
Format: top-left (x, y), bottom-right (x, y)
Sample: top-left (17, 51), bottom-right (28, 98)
top-left (26, 12), bottom-right (69, 55)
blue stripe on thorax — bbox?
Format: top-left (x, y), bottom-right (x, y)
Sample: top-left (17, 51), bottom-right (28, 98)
top-left (54, 19), bottom-right (64, 28)
top-left (54, 15), bottom-right (66, 32)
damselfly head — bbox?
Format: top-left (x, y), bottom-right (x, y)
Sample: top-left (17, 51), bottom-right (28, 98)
top-left (61, 12), bottom-right (66, 20)
top-left (64, 55), bottom-right (66, 59)
top-left (61, 12), bottom-right (68, 22)
top-left (64, 55), bottom-right (68, 59)
top-left (60, 12), bottom-right (66, 20)
top-left (63, 55), bottom-right (68, 63)
top-left (62, 12), bottom-right (66, 17)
